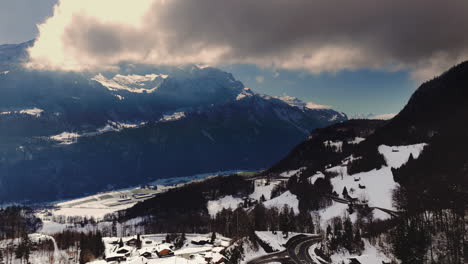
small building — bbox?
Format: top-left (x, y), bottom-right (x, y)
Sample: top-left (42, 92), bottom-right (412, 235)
top-left (157, 249), bottom-right (174, 258)
top-left (106, 253), bottom-right (126, 262)
top-left (140, 252), bottom-right (153, 259)
top-left (116, 246), bottom-right (133, 256)
top-left (126, 238), bottom-right (138, 246)
top-left (191, 236), bottom-right (211, 245)
top-left (205, 252), bottom-right (227, 264)
top-left (109, 240), bottom-right (119, 245)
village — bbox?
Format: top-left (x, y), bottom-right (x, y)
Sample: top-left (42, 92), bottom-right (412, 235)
top-left (97, 233), bottom-right (231, 264)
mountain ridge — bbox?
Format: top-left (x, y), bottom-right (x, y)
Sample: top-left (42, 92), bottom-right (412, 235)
top-left (0, 41), bottom-right (346, 202)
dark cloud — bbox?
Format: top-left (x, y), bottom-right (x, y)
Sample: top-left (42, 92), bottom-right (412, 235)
top-left (29, 0), bottom-right (468, 79)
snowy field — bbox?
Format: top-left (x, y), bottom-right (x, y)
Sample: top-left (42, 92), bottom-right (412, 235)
top-left (330, 239), bottom-right (392, 264)
top-left (42, 186), bottom-right (163, 220)
top-left (207, 179), bottom-right (300, 217)
top-left (38, 170), bottom-right (246, 223)
top-left (318, 143), bottom-right (427, 227)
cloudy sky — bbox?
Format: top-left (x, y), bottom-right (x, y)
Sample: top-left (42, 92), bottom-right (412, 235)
top-left (2, 0), bottom-right (468, 116)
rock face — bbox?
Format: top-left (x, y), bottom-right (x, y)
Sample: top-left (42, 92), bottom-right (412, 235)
top-left (0, 41), bottom-right (346, 202)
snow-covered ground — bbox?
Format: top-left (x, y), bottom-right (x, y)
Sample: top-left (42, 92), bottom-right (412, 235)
top-left (329, 167), bottom-right (395, 211)
top-left (348, 137), bottom-right (365, 145)
top-left (264, 191), bottom-right (299, 214)
top-left (49, 120), bottom-right (147, 145)
top-left (378, 143), bottom-right (427, 168)
top-left (207, 196), bottom-right (244, 217)
top-left (308, 172), bottom-right (325, 184)
top-left (279, 167), bottom-right (306, 178)
top-left (92, 73), bottom-right (168, 94)
top-left (160, 111), bottom-right (186, 122)
top-left (38, 171), bottom-right (245, 223)
top-left (207, 179), bottom-right (298, 217)
top-left (317, 201), bottom-right (351, 229)
top-left (0, 107), bottom-right (44, 117)
top-left (330, 239), bottom-right (392, 264)
top-left (42, 186), bottom-right (161, 220)
top-left (236, 88), bottom-right (254, 101)
top-left (239, 240), bottom-right (267, 264)
top-left (317, 143), bottom-right (427, 227)
top-left (249, 180), bottom-right (281, 201)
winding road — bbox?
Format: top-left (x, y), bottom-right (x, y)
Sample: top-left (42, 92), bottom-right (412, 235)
top-left (248, 235), bottom-right (327, 264)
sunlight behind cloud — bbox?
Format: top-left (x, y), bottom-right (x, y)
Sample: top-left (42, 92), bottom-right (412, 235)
top-left (27, 0), bottom-right (468, 82)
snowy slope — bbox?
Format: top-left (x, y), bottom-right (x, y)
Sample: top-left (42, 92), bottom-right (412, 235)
top-left (249, 180), bottom-right (281, 200)
top-left (330, 239), bottom-right (392, 264)
top-left (207, 196), bottom-right (244, 217)
top-left (263, 191), bottom-right (299, 214)
top-left (317, 143), bottom-right (427, 226)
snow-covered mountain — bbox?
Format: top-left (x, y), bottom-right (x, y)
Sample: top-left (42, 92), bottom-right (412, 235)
top-left (0, 41), bottom-right (346, 203)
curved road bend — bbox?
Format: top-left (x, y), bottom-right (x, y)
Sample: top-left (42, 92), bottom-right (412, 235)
top-left (248, 235), bottom-right (325, 264)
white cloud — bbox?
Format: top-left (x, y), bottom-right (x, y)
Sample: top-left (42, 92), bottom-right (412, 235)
top-left (305, 102), bottom-right (332, 110)
top-left (369, 113), bottom-right (396, 120)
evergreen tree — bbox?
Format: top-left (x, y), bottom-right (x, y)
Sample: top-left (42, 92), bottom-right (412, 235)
top-left (174, 232), bottom-right (186, 249)
top-left (253, 203), bottom-right (267, 231)
top-left (15, 233), bottom-right (31, 264)
top-left (326, 225), bottom-right (332, 240)
top-left (111, 220), bottom-right (117, 237)
top-left (118, 238), bottom-right (124, 248)
top-left (279, 205), bottom-right (290, 237)
top-left (342, 187), bottom-right (349, 198)
top-left (210, 232), bottom-right (217, 244)
top-left (391, 220), bottom-right (430, 264)
top-left (354, 228), bottom-right (364, 252)
top-left (259, 194), bottom-right (266, 203)
top-left (136, 234), bottom-right (142, 249)
top-left (343, 217), bottom-right (354, 251)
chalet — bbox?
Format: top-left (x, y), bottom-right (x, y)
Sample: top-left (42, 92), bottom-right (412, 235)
top-left (44, 211), bottom-right (53, 217)
top-left (191, 236), bottom-right (211, 245)
top-left (205, 252), bottom-right (227, 264)
top-left (106, 253), bottom-right (126, 262)
top-left (116, 246), bottom-right (133, 256)
top-left (157, 249), bottom-right (174, 258)
top-left (109, 240), bottom-right (119, 245)
top-left (126, 238), bottom-right (138, 246)
top-left (140, 251), bottom-right (153, 258)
